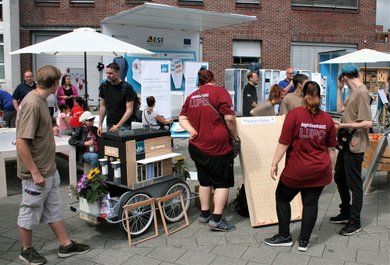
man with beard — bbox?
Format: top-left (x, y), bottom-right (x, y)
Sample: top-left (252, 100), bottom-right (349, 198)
top-left (242, 71), bottom-right (259, 117)
top-left (97, 62), bottom-right (137, 136)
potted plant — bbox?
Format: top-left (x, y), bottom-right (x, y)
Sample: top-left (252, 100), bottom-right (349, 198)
top-left (173, 157), bottom-right (190, 181)
top-left (70, 168), bottom-right (108, 215)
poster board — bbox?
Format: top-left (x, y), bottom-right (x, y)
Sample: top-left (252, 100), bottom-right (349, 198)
top-left (237, 116), bottom-right (302, 227)
top-left (141, 60), bottom-right (171, 118)
top-left (66, 67), bottom-right (85, 97)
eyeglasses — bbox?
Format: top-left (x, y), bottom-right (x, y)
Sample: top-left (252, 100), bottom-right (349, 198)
top-left (287, 72), bottom-right (294, 75)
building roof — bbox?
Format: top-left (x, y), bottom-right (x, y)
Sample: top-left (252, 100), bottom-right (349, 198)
top-left (101, 3), bottom-right (257, 32)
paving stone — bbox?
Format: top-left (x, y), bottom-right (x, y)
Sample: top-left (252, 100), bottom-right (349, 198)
top-left (241, 245), bottom-right (278, 264)
top-left (347, 237), bottom-right (380, 252)
top-left (56, 256), bottom-right (96, 265)
top-left (175, 250), bottom-right (215, 265)
top-left (272, 252), bottom-right (310, 265)
top-left (379, 240), bottom-right (390, 252)
top-left (357, 232), bottom-right (389, 241)
top-left (225, 234), bottom-right (258, 244)
top-left (147, 246), bottom-right (187, 263)
top-left (308, 257), bottom-right (344, 265)
top-left (118, 254), bottom-right (161, 265)
top-left (210, 244), bottom-right (248, 259)
top-left (316, 236), bottom-right (349, 247)
top-left (356, 249), bottom-right (390, 265)
top-left (210, 255), bottom-right (248, 265)
top-left (323, 245), bottom-right (357, 262)
top-left (196, 234), bottom-right (228, 246)
top-left (362, 225), bottom-right (390, 233)
top-left (91, 249), bottom-right (133, 265)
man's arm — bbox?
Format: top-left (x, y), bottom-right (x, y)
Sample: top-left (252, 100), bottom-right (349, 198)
top-left (282, 80), bottom-right (294, 94)
top-left (110, 100), bottom-right (134, 132)
top-left (97, 98), bottom-right (106, 136)
top-left (336, 120), bottom-right (373, 130)
top-left (16, 138), bottom-right (45, 186)
top-left (13, 99), bottom-right (19, 112)
top-left (336, 78), bottom-right (345, 113)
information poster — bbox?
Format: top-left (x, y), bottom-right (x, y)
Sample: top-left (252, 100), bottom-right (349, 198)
top-left (141, 60), bottom-right (171, 118)
top-left (183, 62), bottom-right (208, 99)
top-left (66, 67), bottom-right (85, 97)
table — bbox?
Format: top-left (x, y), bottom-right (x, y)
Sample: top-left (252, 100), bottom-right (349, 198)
top-left (170, 122), bottom-right (190, 138)
top-left (0, 128), bottom-right (76, 198)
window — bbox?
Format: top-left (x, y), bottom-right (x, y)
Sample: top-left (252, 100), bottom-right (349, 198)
top-left (178, 0), bottom-right (203, 2)
top-left (0, 1), bottom-right (2, 21)
top-left (0, 35), bottom-right (4, 80)
top-left (236, 0), bottom-right (260, 4)
top-left (292, 0), bottom-right (358, 10)
top-left (233, 40), bottom-right (261, 67)
top-left (69, 0), bottom-right (94, 3)
top-left (35, 0), bottom-right (60, 3)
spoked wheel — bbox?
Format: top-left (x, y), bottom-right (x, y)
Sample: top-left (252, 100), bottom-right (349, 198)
top-left (161, 180), bottom-right (191, 222)
top-left (118, 191), bottom-right (154, 237)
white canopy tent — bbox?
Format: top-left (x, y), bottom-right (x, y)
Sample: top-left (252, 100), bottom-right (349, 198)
top-left (10, 27), bottom-right (154, 103)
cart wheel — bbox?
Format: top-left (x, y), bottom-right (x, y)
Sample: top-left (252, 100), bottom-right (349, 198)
top-left (118, 191), bottom-right (154, 237)
top-left (161, 180), bottom-right (191, 222)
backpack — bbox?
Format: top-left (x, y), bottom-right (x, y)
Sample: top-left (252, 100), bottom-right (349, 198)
top-left (100, 80), bottom-right (141, 122)
top-left (234, 184), bottom-right (249, 217)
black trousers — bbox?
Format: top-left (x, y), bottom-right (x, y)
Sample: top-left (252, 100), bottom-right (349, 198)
top-left (334, 150), bottom-right (364, 225)
top-left (276, 181), bottom-right (324, 241)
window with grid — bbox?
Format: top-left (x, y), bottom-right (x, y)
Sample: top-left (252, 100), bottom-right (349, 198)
top-left (0, 35), bottom-right (4, 81)
top-left (292, 0), bottom-right (358, 10)
top-left (236, 0), bottom-right (260, 4)
top-left (35, 0), bottom-right (60, 3)
top-left (69, 0), bottom-right (94, 3)
top-left (233, 40), bottom-right (261, 67)
top-left (178, 0), bottom-right (203, 2)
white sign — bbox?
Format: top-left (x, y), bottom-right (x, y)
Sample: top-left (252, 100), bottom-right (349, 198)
top-left (183, 62), bottom-right (209, 99)
top-left (141, 60), bottom-right (171, 118)
top-left (240, 116), bottom-right (276, 125)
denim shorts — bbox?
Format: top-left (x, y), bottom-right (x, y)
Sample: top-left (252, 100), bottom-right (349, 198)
top-left (17, 171), bottom-right (64, 230)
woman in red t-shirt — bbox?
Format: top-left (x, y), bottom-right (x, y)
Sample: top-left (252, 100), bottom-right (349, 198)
top-left (264, 81), bottom-right (337, 252)
top-left (69, 97), bottom-right (88, 129)
top-left (179, 69), bottom-right (239, 232)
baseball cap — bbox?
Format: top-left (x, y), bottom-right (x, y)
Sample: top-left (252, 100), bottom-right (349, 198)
top-left (340, 63), bottom-right (359, 75)
top-left (79, 111), bottom-right (95, 122)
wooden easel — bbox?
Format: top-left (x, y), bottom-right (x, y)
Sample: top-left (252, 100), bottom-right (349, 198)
top-left (363, 129), bottom-right (390, 195)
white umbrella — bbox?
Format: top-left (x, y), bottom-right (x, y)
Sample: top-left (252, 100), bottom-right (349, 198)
top-left (10, 27), bottom-right (154, 102)
top-left (320, 48), bottom-right (390, 82)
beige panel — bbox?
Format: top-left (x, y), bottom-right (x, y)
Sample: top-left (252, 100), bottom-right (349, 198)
top-left (237, 116), bottom-right (302, 227)
top-left (162, 159), bottom-right (172, 177)
top-left (126, 140), bottom-right (137, 188)
top-left (144, 136), bottom-right (171, 158)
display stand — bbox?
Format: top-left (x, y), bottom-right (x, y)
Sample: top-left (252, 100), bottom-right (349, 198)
top-left (363, 129), bottom-right (390, 195)
top-left (236, 116), bottom-right (302, 227)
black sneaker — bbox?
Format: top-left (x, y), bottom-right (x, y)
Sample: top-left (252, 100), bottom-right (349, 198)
top-left (58, 240), bottom-right (90, 258)
top-left (19, 247), bottom-right (47, 265)
top-left (208, 218), bottom-right (236, 232)
top-left (340, 222), bottom-right (361, 236)
top-left (198, 214), bottom-right (211, 223)
top-left (298, 239), bottom-right (310, 252)
top-left (264, 234), bottom-right (293, 247)
top-left (330, 214), bottom-right (349, 224)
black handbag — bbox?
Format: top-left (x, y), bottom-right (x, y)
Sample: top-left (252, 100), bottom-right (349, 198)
top-left (336, 128), bottom-right (356, 152)
top-left (197, 89), bottom-right (241, 158)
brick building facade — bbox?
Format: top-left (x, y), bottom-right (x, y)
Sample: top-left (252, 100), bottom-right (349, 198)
top-left (18, 0), bottom-right (376, 85)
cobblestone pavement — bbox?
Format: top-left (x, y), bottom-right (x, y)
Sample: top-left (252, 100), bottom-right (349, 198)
top-left (1, 139), bottom-right (389, 265)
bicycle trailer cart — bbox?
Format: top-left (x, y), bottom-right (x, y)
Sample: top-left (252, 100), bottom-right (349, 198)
top-left (69, 128), bottom-right (192, 237)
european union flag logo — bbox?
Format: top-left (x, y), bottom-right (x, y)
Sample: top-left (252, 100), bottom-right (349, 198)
top-left (161, 64), bottom-right (169, 73)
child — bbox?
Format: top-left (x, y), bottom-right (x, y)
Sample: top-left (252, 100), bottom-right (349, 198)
top-left (68, 111), bottom-right (99, 168)
top-left (56, 104), bottom-right (72, 135)
top-left (51, 116), bottom-right (61, 137)
top-left (69, 97), bottom-right (88, 129)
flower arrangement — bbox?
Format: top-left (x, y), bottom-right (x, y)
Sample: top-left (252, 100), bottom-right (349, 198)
top-left (70, 168), bottom-right (108, 203)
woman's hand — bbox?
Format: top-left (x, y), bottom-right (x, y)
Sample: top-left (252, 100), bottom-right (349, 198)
top-left (271, 164), bottom-right (278, 180)
top-left (188, 129), bottom-right (198, 140)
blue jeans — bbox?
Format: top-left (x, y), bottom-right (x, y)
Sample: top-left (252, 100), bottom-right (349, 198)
top-left (82, 152), bottom-right (99, 168)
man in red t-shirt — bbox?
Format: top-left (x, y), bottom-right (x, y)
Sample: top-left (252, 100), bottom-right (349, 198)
top-left (179, 69), bottom-right (239, 232)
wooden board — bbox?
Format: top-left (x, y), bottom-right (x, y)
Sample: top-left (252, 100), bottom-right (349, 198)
top-left (237, 116), bottom-right (302, 227)
top-left (363, 133), bottom-right (390, 171)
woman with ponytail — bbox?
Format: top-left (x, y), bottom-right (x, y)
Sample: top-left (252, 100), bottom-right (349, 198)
top-left (264, 81), bottom-right (338, 252)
